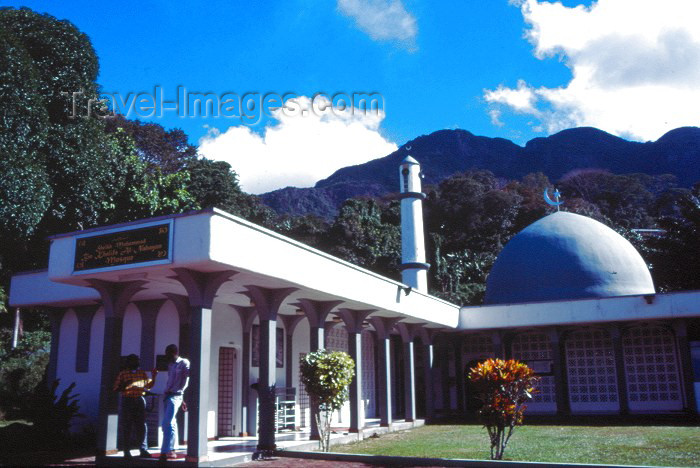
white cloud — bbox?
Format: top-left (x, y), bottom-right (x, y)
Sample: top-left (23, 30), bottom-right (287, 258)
top-left (485, 79), bottom-right (540, 116)
top-left (337, 0), bottom-right (417, 50)
top-left (198, 96), bottom-right (397, 194)
top-left (486, 0), bottom-right (700, 141)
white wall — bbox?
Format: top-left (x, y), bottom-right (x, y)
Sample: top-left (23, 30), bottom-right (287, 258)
top-left (56, 308), bottom-right (78, 412)
top-left (84, 308), bottom-right (105, 422)
top-left (152, 301), bottom-right (179, 394)
top-left (121, 303), bottom-right (142, 356)
top-left (55, 307), bottom-right (105, 430)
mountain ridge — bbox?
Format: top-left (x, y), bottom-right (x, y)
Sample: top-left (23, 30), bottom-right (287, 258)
top-left (261, 126), bottom-right (700, 219)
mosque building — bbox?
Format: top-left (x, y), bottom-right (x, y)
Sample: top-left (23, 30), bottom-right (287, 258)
top-left (449, 210), bottom-right (698, 417)
top-left (8, 155), bottom-right (700, 464)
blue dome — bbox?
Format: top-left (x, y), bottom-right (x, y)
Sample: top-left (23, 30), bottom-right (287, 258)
top-left (484, 212), bottom-right (655, 304)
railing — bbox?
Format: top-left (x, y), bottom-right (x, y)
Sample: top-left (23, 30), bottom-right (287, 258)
top-left (274, 387), bottom-right (296, 432)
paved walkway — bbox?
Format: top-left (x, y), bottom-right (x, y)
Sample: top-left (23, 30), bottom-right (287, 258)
top-left (2, 420), bottom-right (424, 466)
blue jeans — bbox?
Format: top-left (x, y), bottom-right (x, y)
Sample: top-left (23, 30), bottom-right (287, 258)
top-left (121, 396), bottom-right (147, 451)
top-left (161, 394), bottom-right (183, 454)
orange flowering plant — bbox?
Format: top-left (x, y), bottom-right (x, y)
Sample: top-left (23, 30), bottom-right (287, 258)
top-left (467, 358), bottom-right (539, 460)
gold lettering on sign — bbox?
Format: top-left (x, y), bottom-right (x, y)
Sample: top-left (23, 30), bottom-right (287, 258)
top-left (74, 223), bottom-right (171, 271)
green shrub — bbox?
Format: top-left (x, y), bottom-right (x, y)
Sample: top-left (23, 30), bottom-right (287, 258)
top-left (25, 378), bottom-right (83, 445)
top-left (0, 329), bottom-right (50, 419)
top-left (299, 350), bottom-right (355, 451)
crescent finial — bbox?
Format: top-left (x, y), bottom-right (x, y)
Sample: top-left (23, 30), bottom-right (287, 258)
top-left (544, 187), bottom-right (564, 210)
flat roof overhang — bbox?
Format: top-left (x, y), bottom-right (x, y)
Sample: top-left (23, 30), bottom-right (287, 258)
top-left (10, 208), bottom-right (460, 328)
top-left (458, 290), bottom-right (700, 331)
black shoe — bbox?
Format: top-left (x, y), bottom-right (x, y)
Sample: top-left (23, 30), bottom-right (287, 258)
top-left (124, 450), bottom-right (133, 458)
top-left (139, 449), bottom-right (151, 458)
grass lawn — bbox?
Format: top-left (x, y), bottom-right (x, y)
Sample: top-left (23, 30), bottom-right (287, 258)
top-left (335, 424), bottom-right (700, 467)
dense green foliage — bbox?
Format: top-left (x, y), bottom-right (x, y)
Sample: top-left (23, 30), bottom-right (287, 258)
top-left (0, 26), bottom-right (50, 239)
top-left (0, 378), bottom-right (82, 458)
top-left (185, 157), bottom-right (276, 226)
top-left (104, 114), bottom-right (197, 174)
top-left (323, 198), bottom-right (401, 278)
top-left (299, 350), bottom-right (355, 451)
top-left (0, 8), bottom-right (193, 276)
top-left (25, 379), bottom-right (82, 443)
top-left (0, 8), bottom-right (111, 239)
top-left (647, 185), bottom-right (700, 292)
top-left (0, 328), bottom-right (50, 419)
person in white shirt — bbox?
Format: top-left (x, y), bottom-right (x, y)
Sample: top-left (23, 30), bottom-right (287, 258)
top-left (159, 344), bottom-right (190, 461)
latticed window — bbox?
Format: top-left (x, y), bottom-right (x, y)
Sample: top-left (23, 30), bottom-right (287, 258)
top-left (463, 334), bottom-right (493, 356)
top-left (623, 325), bottom-right (682, 411)
top-left (324, 327), bottom-right (376, 418)
top-left (217, 347), bottom-right (236, 436)
top-left (511, 332), bottom-right (555, 405)
top-left (325, 326), bottom-right (348, 352)
top-left (298, 352), bottom-right (309, 427)
top-left (533, 376), bottom-right (556, 404)
top-left (565, 329), bottom-right (619, 411)
top-left (512, 332), bottom-right (552, 360)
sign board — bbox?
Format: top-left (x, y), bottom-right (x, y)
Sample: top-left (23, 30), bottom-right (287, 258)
top-left (155, 354), bottom-right (171, 372)
top-left (73, 221), bottom-right (173, 273)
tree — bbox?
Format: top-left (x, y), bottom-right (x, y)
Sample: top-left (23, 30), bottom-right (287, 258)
top-left (274, 214), bottom-right (328, 248)
top-left (0, 327), bottom-right (51, 418)
top-left (0, 9), bottom-right (203, 277)
top-left (0, 8), bottom-right (117, 275)
top-left (104, 114), bottom-right (197, 174)
top-left (506, 172), bottom-right (551, 232)
top-left (185, 157), bottom-right (277, 227)
top-left (558, 170), bottom-right (669, 229)
top-left (299, 350), bottom-right (355, 452)
top-left (0, 27), bottom-right (51, 240)
top-left (425, 170), bottom-right (522, 255)
top-left (647, 186), bottom-right (700, 292)
top-left (97, 126), bottom-right (197, 225)
top-left (421, 171), bottom-right (522, 304)
top-left (468, 358), bottom-right (539, 460)
top-left (323, 198), bottom-right (401, 279)
top-left (431, 242), bottom-right (494, 305)
top-left (0, 8), bottom-right (115, 236)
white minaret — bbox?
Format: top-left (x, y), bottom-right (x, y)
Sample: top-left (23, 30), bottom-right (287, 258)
top-left (399, 154), bottom-right (429, 292)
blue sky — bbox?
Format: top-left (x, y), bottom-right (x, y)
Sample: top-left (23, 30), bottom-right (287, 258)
top-left (7, 1), bottom-right (699, 193)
